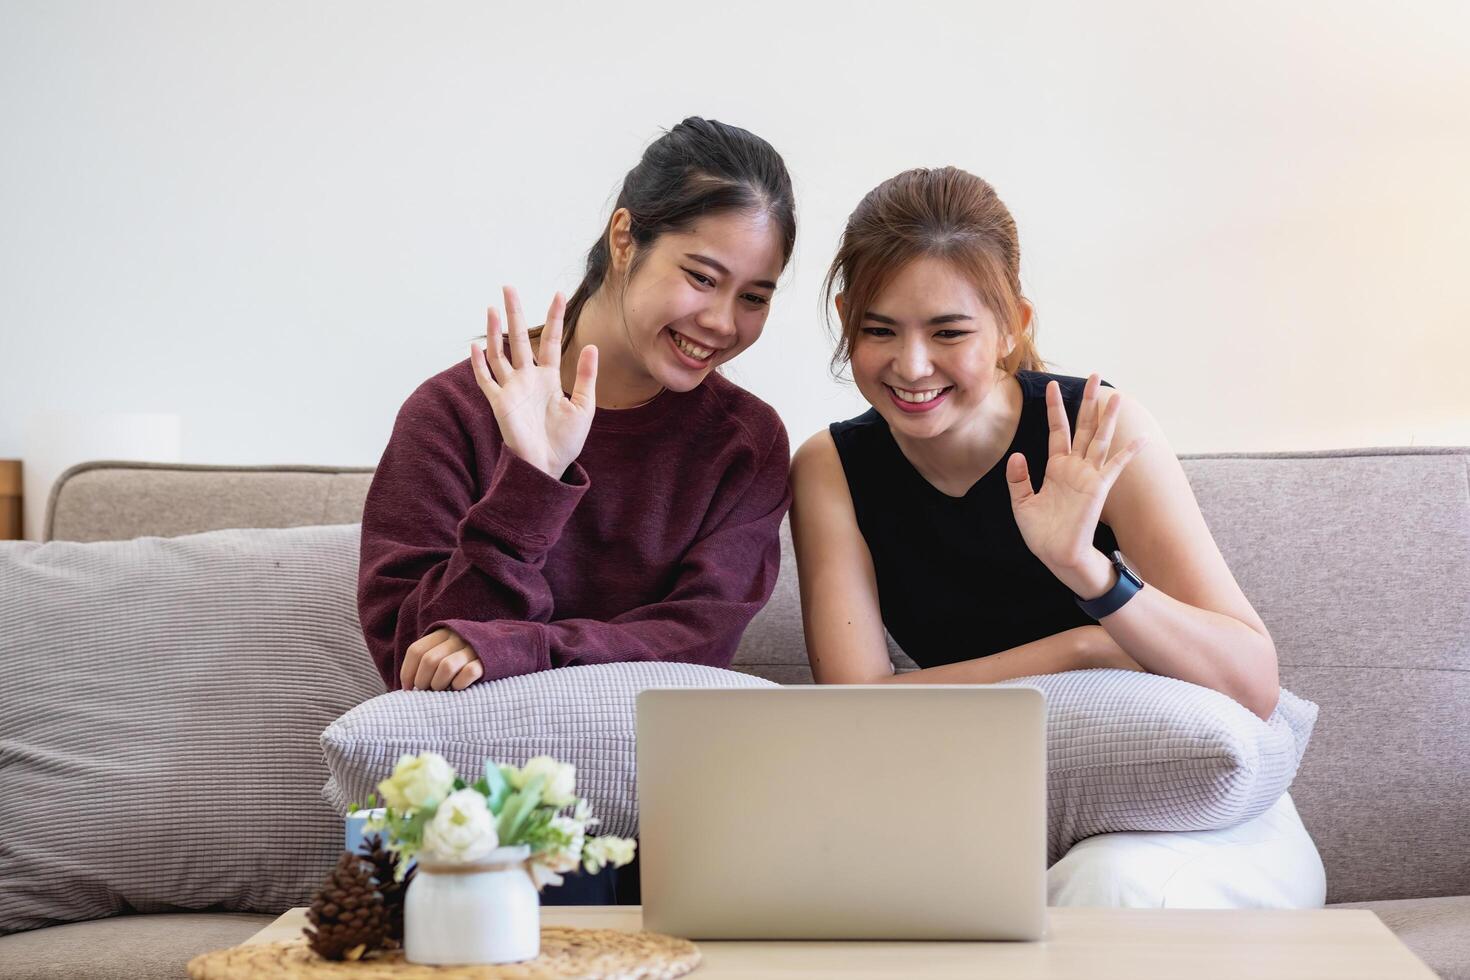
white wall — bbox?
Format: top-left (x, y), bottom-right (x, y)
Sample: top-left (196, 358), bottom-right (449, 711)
top-left (3, 0), bottom-right (1467, 474)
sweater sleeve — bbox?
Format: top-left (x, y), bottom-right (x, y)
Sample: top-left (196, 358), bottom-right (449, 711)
top-left (357, 378), bottom-right (587, 690)
top-left (539, 423), bottom-right (792, 670)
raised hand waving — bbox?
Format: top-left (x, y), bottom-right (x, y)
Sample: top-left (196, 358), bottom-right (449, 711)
top-left (1005, 374), bottom-right (1147, 586)
top-left (469, 286), bottom-right (599, 479)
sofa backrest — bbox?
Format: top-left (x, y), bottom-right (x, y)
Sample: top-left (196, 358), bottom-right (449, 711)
top-left (45, 449), bottom-right (1470, 903)
top-left (1177, 448), bottom-right (1469, 904)
top-left (44, 461), bottom-right (374, 542)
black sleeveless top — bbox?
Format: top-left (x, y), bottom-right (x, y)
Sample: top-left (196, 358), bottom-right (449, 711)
top-left (830, 371), bottom-right (1119, 670)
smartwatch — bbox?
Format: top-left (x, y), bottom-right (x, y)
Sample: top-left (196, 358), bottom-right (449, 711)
top-left (1075, 550), bottom-right (1143, 619)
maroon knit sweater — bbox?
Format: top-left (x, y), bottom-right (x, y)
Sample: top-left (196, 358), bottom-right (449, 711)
top-left (358, 359), bottom-right (791, 690)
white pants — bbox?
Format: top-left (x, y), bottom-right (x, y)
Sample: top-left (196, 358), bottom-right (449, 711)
top-left (1047, 793), bottom-right (1326, 908)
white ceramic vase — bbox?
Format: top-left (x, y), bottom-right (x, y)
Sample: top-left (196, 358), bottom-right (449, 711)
top-left (403, 844), bottom-right (539, 965)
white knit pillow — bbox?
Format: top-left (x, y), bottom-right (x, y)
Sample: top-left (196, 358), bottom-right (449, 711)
top-left (994, 670), bottom-right (1318, 863)
top-left (321, 664), bottom-right (1315, 866)
top-left (321, 662), bottom-right (777, 838)
top-left (0, 526), bottom-right (385, 936)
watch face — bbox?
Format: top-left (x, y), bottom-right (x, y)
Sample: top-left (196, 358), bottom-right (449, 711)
top-left (1113, 550), bottom-right (1142, 586)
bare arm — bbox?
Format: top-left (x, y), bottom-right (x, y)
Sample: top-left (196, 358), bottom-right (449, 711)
top-left (789, 430), bottom-right (1139, 686)
top-left (1088, 389), bottom-right (1280, 718)
top-left (882, 626), bottom-right (1142, 683)
top-left (1007, 379), bottom-right (1279, 719)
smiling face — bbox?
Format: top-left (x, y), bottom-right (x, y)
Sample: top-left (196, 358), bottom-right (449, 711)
top-left (609, 209), bottom-right (786, 393)
top-left (848, 254), bottom-right (1013, 439)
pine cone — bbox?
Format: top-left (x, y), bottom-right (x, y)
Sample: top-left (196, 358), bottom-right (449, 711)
top-left (305, 851), bottom-right (390, 961)
top-left (358, 833), bottom-right (415, 946)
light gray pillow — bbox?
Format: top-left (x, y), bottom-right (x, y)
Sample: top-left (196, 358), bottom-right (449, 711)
top-left (321, 662), bottom-right (777, 838)
top-left (322, 664), bottom-right (1314, 866)
top-left (0, 526), bottom-right (385, 936)
top-left (994, 669), bottom-right (1318, 864)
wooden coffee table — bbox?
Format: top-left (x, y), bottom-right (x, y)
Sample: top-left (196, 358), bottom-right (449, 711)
top-left (247, 906), bottom-right (1435, 978)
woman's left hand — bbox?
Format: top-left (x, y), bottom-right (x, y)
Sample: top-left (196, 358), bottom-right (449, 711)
top-left (1005, 374), bottom-right (1147, 595)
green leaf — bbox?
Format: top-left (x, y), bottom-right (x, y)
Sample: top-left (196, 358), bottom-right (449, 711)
top-left (482, 760), bottom-right (512, 814)
top-left (452, 777), bottom-right (467, 791)
top-left (348, 791), bottom-right (382, 815)
top-left (497, 776), bottom-right (545, 844)
top-left (519, 811), bottom-right (565, 853)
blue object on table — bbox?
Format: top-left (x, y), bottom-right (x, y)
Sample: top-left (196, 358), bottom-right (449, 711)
top-left (345, 808), bottom-right (416, 874)
top-left (344, 808), bottom-right (387, 855)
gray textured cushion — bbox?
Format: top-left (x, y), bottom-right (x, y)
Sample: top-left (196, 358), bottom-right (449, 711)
top-left (322, 662), bottom-right (778, 838)
top-left (325, 663), bottom-right (1314, 863)
top-left (1277, 665), bottom-right (1470, 905)
top-left (1334, 895), bottom-right (1470, 980)
top-left (999, 670), bottom-right (1317, 864)
top-left (0, 912), bottom-right (273, 980)
top-left (0, 526), bottom-right (385, 935)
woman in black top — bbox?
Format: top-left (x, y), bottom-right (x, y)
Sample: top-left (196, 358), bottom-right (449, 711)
top-left (790, 166), bottom-right (1324, 908)
top-left (824, 369), bottom-right (1128, 671)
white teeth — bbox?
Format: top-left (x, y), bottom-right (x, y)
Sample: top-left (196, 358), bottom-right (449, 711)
top-left (892, 386), bottom-right (947, 403)
top-left (672, 332), bottom-right (714, 361)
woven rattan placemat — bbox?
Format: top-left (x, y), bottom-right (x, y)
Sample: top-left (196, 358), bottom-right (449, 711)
top-left (186, 927), bottom-right (701, 979)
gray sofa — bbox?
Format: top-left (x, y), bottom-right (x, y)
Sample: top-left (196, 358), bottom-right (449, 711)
top-left (1, 448), bottom-right (1466, 979)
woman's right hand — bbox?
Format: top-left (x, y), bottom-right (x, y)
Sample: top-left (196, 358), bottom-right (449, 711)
top-left (402, 627), bottom-right (484, 691)
top-left (469, 286), bottom-right (599, 479)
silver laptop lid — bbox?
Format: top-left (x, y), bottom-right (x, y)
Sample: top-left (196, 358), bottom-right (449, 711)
top-left (637, 686), bottom-right (1046, 941)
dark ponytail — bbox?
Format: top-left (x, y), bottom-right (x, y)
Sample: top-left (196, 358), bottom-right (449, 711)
top-left (560, 117), bottom-right (796, 347)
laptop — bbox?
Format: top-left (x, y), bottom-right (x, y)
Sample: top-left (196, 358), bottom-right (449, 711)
top-left (636, 685), bottom-right (1046, 941)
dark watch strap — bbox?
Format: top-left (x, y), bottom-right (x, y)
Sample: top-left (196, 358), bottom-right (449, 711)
top-left (1075, 551), bottom-right (1143, 619)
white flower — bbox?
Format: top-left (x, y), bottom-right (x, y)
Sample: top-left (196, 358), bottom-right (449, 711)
top-left (511, 756), bottom-right (577, 807)
top-left (582, 835), bottom-right (636, 875)
top-left (541, 815), bottom-right (586, 874)
top-left (421, 788), bottom-right (499, 863)
top-left (526, 815), bottom-right (587, 891)
top-left (527, 861), bottom-right (566, 890)
top-left (377, 752), bottom-right (455, 812)
top-left (572, 798), bottom-right (599, 828)
top-left (602, 836), bottom-right (636, 866)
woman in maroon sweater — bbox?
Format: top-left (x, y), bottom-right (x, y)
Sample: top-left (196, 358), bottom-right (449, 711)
top-left (358, 117), bottom-right (796, 696)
